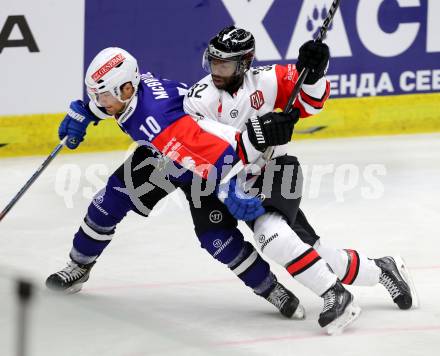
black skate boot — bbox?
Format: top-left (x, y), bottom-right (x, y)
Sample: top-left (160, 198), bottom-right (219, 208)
top-left (265, 281), bottom-right (305, 320)
top-left (46, 260), bottom-right (95, 294)
top-left (375, 256), bottom-right (418, 310)
top-left (318, 280), bottom-right (361, 335)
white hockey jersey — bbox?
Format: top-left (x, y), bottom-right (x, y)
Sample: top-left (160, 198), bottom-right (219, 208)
top-left (183, 64), bottom-right (330, 164)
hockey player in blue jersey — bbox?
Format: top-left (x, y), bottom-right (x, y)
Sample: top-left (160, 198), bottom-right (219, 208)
top-left (46, 47), bottom-right (306, 320)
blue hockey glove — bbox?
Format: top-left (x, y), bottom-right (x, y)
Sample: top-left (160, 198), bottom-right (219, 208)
top-left (59, 100), bottom-right (99, 149)
top-left (217, 177), bottom-right (265, 221)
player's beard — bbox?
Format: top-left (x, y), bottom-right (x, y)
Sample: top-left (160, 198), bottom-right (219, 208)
top-left (212, 74), bottom-right (243, 94)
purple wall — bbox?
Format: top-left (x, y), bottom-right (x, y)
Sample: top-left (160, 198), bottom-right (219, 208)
top-left (85, 0), bottom-right (440, 98)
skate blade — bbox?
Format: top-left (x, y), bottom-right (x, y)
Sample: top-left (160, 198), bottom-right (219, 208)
top-left (394, 255), bottom-right (420, 309)
top-left (326, 301), bottom-right (361, 335)
top-left (65, 283), bottom-right (84, 295)
top-left (46, 283), bottom-right (83, 295)
top-left (292, 304), bottom-right (306, 320)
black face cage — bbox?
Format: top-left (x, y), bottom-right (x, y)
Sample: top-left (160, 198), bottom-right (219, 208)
top-left (203, 49), bottom-right (254, 77)
top-left (222, 51), bottom-right (254, 76)
top-left (237, 52), bottom-right (254, 75)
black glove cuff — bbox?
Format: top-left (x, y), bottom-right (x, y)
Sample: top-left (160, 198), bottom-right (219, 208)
top-left (246, 117), bottom-right (267, 152)
top-left (296, 61), bottom-right (327, 85)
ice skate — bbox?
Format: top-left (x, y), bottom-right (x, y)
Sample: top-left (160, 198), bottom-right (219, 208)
top-left (265, 281), bottom-right (305, 320)
top-left (375, 256), bottom-right (419, 309)
top-left (318, 280), bottom-right (361, 335)
top-left (46, 260), bottom-right (95, 294)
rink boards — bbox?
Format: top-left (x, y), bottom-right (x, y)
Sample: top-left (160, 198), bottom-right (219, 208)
top-left (1, 92), bottom-right (439, 157)
top-left (1, 0), bottom-right (440, 157)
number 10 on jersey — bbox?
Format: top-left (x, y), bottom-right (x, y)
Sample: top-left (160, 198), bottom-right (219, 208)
top-left (139, 116), bottom-right (161, 141)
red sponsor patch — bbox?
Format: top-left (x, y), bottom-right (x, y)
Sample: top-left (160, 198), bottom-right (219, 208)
top-left (287, 64), bottom-right (295, 81)
top-left (91, 53), bottom-right (125, 82)
top-left (250, 90), bottom-right (265, 110)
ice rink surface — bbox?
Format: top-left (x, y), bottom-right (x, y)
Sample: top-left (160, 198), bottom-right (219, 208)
top-left (1, 133), bottom-right (439, 356)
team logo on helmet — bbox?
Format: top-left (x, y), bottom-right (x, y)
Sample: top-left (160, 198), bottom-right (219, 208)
top-left (91, 53), bottom-right (126, 82)
top-left (221, 28), bottom-right (252, 44)
top-left (250, 90), bottom-right (265, 110)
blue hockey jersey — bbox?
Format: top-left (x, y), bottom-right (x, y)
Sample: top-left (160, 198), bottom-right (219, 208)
top-left (89, 72), bottom-right (241, 183)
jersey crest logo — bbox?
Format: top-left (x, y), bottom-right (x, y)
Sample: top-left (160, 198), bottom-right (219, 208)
top-left (250, 90), bottom-right (264, 110)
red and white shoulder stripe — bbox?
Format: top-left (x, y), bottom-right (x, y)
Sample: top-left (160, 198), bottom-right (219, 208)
top-left (274, 64), bottom-right (330, 118)
top-left (151, 114), bottom-right (231, 179)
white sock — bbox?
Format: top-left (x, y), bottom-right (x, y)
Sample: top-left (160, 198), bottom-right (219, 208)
top-left (314, 241), bottom-right (381, 286)
top-left (254, 212), bottom-right (337, 296)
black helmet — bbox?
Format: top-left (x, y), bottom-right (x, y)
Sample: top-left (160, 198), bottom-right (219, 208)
top-left (203, 26), bottom-right (255, 76)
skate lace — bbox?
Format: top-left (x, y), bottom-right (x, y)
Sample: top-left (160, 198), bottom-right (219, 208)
top-left (56, 261), bottom-right (87, 283)
top-left (380, 273), bottom-right (401, 299)
top-left (267, 285), bottom-right (289, 310)
top-left (322, 289), bottom-right (336, 313)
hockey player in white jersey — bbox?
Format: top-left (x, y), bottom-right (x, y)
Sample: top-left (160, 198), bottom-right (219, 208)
top-left (183, 26), bottom-right (418, 332)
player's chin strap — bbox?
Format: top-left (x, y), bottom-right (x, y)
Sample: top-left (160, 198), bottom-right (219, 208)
top-left (221, 0), bottom-right (341, 185)
top-left (117, 90), bottom-right (139, 124)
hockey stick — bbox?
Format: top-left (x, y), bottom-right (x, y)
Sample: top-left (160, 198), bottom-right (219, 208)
top-left (221, 0), bottom-right (341, 185)
top-left (0, 137), bottom-right (67, 222)
top-left (296, 125), bottom-right (327, 134)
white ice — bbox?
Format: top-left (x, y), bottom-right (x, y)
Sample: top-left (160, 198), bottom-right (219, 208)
top-left (0, 133), bottom-right (439, 356)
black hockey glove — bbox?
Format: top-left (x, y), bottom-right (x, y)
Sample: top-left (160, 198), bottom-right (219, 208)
top-left (246, 109), bottom-right (300, 152)
top-left (296, 40), bottom-right (330, 85)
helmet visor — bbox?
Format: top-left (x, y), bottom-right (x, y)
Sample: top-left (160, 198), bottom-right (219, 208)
top-left (202, 50), bottom-right (238, 77)
top-left (87, 88), bottom-right (122, 107)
